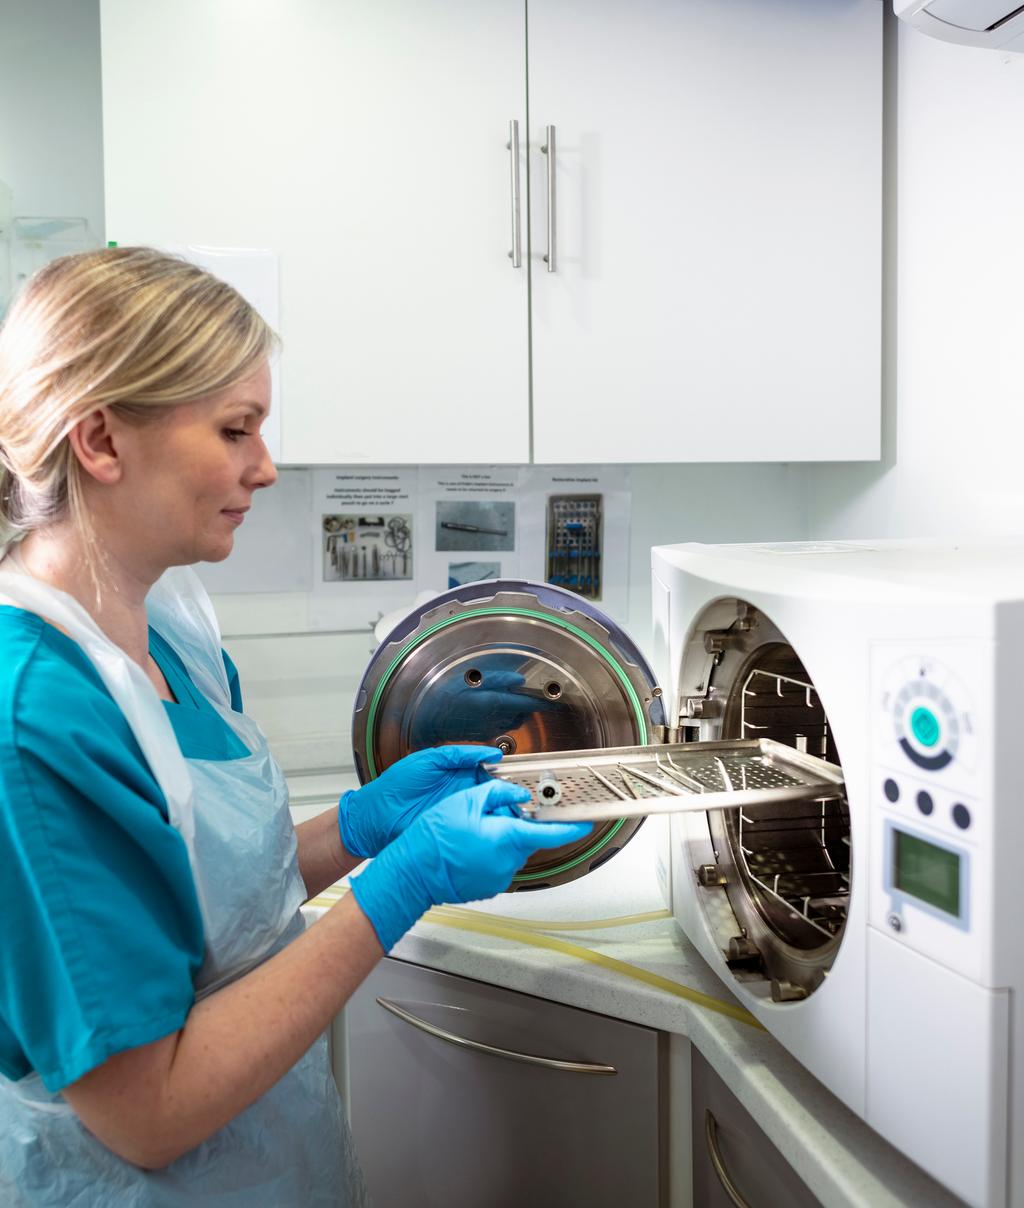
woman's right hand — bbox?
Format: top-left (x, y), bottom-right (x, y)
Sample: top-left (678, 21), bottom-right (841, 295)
top-left (349, 780), bottom-right (592, 952)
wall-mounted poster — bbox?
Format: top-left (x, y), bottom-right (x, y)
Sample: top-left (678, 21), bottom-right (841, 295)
top-left (416, 467), bottom-right (525, 593)
top-left (310, 467), bottom-right (419, 629)
top-left (518, 466), bottom-right (631, 624)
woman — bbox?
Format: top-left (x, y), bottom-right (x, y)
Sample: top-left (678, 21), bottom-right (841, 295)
top-left (0, 248), bottom-right (589, 1205)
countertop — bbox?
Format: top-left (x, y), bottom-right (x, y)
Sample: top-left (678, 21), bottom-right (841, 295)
top-left (302, 817), bottom-right (963, 1208)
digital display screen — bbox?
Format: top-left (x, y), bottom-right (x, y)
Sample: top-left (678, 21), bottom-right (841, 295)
top-left (894, 830), bottom-right (961, 917)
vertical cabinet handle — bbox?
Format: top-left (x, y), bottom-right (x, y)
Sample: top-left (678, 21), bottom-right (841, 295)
top-left (541, 124), bottom-right (556, 272)
top-left (705, 1110), bottom-right (752, 1208)
top-left (507, 119), bottom-right (522, 268)
top-left (376, 997), bottom-right (617, 1075)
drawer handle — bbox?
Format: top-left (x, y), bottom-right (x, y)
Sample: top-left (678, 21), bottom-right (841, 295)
top-left (506, 118), bottom-right (523, 268)
top-left (376, 997), bottom-right (617, 1075)
top-left (705, 1109), bottom-right (752, 1208)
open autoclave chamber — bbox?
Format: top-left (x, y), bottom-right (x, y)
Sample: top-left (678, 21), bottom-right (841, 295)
top-left (352, 577), bottom-right (849, 1003)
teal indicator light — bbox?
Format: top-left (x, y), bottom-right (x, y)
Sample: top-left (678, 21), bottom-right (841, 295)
top-left (910, 706), bottom-right (941, 748)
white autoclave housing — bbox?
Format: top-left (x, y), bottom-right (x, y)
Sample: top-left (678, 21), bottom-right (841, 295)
top-left (651, 539), bottom-right (1024, 1208)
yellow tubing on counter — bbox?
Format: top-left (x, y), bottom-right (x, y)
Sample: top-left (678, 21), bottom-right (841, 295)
top-left (425, 906), bottom-right (763, 1029)
top-left (309, 886), bottom-right (668, 932)
top-left (306, 888), bottom-right (762, 1031)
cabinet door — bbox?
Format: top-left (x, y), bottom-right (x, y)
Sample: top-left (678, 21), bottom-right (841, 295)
top-left (101, 0), bottom-right (530, 465)
top-left (692, 1049), bottom-right (822, 1207)
top-left (347, 958), bottom-right (663, 1207)
top-left (528, 0), bottom-right (882, 464)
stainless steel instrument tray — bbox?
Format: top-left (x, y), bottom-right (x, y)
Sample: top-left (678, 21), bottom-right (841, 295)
top-left (484, 738), bottom-right (845, 822)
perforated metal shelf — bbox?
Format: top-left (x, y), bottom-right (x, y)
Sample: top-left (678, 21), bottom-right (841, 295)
top-left (485, 738), bottom-right (845, 823)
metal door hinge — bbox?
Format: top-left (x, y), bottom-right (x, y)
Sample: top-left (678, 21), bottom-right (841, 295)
top-left (697, 863), bottom-right (727, 888)
top-left (650, 722), bottom-right (698, 744)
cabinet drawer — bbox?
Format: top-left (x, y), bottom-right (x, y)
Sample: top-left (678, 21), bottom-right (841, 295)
top-left (692, 1049), bottom-right (821, 1208)
top-left (347, 958), bottom-right (663, 1207)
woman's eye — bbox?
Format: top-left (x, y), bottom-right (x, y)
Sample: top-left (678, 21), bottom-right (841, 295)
top-left (223, 428), bottom-right (247, 441)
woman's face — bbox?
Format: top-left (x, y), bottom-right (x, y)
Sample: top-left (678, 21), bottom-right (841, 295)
top-left (113, 359), bottom-right (277, 572)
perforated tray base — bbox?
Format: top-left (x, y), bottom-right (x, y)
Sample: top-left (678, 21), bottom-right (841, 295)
top-left (484, 739), bottom-right (845, 822)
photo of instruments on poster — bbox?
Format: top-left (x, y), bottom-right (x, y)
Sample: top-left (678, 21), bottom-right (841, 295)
top-left (323, 514), bottom-right (413, 581)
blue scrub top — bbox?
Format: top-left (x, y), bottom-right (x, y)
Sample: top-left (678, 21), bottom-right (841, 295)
top-left (0, 605), bottom-right (246, 1093)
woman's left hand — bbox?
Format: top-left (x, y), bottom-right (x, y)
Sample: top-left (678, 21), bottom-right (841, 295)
top-left (337, 745), bottom-right (504, 859)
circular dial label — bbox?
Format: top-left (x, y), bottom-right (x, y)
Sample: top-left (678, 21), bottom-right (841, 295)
top-left (878, 654), bottom-right (977, 777)
top-left (892, 678), bottom-right (960, 770)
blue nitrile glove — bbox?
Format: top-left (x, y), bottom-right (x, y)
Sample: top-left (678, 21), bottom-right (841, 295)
top-left (338, 744), bottom-right (504, 859)
top-left (350, 779), bottom-right (593, 952)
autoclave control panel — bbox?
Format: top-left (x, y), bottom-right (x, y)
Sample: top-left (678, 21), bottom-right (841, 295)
top-left (869, 642), bottom-right (993, 984)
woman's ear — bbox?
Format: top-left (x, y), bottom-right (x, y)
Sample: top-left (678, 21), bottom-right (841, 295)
top-left (68, 409), bottom-right (123, 485)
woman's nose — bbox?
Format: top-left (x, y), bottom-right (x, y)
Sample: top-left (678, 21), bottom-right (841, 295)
top-left (246, 436), bottom-right (278, 490)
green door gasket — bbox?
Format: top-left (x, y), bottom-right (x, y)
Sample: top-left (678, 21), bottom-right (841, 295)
top-left (363, 605), bottom-right (652, 882)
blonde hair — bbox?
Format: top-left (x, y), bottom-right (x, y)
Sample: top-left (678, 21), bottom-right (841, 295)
top-left (0, 246), bottom-right (276, 569)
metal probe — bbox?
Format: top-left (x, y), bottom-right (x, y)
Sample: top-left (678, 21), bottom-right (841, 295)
top-left (440, 522), bottom-right (509, 536)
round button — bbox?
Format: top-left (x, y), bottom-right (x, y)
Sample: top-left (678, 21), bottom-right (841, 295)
top-left (916, 790), bottom-right (934, 816)
top-left (952, 803), bottom-right (971, 830)
top-left (910, 706), bottom-right (941, 748)
top-left (884, 778), bottom-right (900, 803)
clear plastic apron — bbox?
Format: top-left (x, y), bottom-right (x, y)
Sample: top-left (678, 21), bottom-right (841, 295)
top-left (0, 562), bottom-right (366, 1207)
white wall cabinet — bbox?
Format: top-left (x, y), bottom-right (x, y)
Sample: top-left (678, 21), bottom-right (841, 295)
top-left (102, 0), bottom-right (881, 466)
top-left (528, 0), bottom-right (883, 463)
top-left (101, 0), bottom-right (531, 466)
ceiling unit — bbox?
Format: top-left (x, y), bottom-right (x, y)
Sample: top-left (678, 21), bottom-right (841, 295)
top-left (895, 0), bottom-right (1024, 50)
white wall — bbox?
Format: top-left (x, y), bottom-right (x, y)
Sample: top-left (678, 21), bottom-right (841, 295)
top-left (0, 0), bottom-right (105, 242)
top-left (802, 20), bottom-right (1024, 540)
top-left (623, 463), bottom-right (808, 643)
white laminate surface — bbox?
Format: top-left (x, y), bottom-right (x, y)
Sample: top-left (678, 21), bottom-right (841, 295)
top-left (303, 820), bottom-right (964, 1208)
